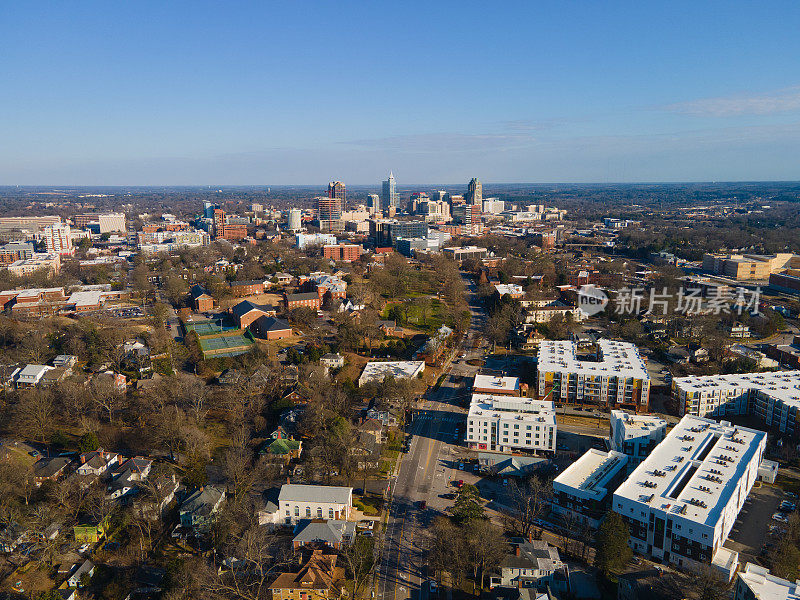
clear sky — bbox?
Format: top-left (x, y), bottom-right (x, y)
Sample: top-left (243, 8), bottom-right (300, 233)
top-left (2, 1), bottom-right (799, 185)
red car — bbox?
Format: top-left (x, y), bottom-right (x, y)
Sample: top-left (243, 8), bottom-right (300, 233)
top-left (454, 480), bottom-right (464, 488)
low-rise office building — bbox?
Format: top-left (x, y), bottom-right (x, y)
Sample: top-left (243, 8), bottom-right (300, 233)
top-left (551, 449), bottom-right (628, 528)
top-left (610, 410), bottom-right (668, 472)
top-left (612, 415), bottom-right (766, 569)
top-left (473, 374), bottom-right (522, 396)
top-left (672, 371), bottom-right (800, 435)
top-left (537, 340), bottom-right (651, 412)
top-left (465, 394), bottom-right (556, 454)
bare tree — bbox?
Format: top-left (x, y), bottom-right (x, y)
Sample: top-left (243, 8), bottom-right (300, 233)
top-left (506, 476), bottom-right (553, 538)
top-left (14, 389), bottom-right (56, 444)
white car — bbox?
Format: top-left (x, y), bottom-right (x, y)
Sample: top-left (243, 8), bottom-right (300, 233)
top-left (772, 512), bottom-right (789, 523)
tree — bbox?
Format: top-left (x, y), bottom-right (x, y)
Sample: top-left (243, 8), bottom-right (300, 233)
top-left (465, 519), bottom-right (506, 590)
top-left (505, 476), bottom-right (552, 538)
top-left (771, 539), bottom-right (800, 581)
top-left (450, 484), bottom-right (485, 523)
top-left (78, 431), bottom-right (100, 452)
top-left (594, 511), bottom-right (632, 579)
top-left (342, 536), bottom-right (379, 599)
top-left (14, 389), bottom-right (56, 444)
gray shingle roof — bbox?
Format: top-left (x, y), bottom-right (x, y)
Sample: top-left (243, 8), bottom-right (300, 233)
top-left (279, 484), bottom-right (352, 505)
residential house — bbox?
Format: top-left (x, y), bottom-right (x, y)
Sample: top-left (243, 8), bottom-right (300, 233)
top-left (490, 539), bottom-right (568, 596)
top-left (52, 354), bottom-right (78, 369)
top-left (292, 519), bottom-right (357, 550)
top-left (75, 449), bottom-right (119, 477)
top-left (268, 549), bottom-right (346, 600)
top-left (0, 521), bottom-right (27, 553)
top-left (73, 515), bottom-right (110, 544)
top-left (67, 559), bottom-right (95, 588)
top-left (179, 486), bottom-right (225, 533)
top-left (617, 568), bottom-right (698, 600)
top-left (12, 364), bottom-right (54, 388)
top-left (107, 457), bottom-right (152, 500)
top-left (357, 418), bottom-right (385, 445)
top-left (34, 456), bottom-right (72, 485)
top-left (320, 353), bottom-right (345, 369)
top-left (260, 437), bottom-right (303, 465)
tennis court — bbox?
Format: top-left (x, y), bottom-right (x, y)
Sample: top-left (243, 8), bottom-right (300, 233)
top-left (185, 320), bottom-right (224, 336)
top-left (196, 330), bottom-right (254, 358)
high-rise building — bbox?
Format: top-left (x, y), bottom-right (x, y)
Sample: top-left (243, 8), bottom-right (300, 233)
top-left (287, 208), bottom-right (302, 232)
top-left (452, 204), bottom-right (482, 234)
top-left (327, 181), bottom-right (346, 211)
top-left (466, 178), bottom-right (482, 206)
top-left (203, 201), bottom-right (217, 219)
top-left (315, 196), bottom-right (344, 232)
top-left (367, 194), bottom-right (381, 215)
top-left (213, 209), bottom-right (247, 241)
top-left (408, 192), bottom-right (429, 214)
top-left (74, 213), bottom-right (126, 233)
top-left (381, 172), bottom-right (398, 209)
top-left (43, 223), bottom-right (74, 256)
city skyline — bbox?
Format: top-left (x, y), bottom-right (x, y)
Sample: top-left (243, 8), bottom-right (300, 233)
top-left (2, 2), bottom-right (799, 184)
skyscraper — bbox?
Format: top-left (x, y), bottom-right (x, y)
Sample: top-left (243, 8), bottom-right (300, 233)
top-left (367, 194), bottom-right (381, 215)
top-left (43, 222), bottom-right (73, 256)
top-left (466, 178), bottom-right (482, 206)
top-left (287, 208), bottom-right (302, 231)
top-left (382, 171), bottom-right (398, 208)
top-left (327, 181), bottom-right (346, 211)
top-left (315, 196), bottom-right (344, 232)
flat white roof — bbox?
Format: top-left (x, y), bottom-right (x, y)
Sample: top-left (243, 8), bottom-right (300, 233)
top-left (67, 290), bottom-right (104, 307)
top-left (359, 361), bottom-right (425, 384)
top-left (468, 393), bottom-right (555, 426)
top-left (537, 339), bottom-right (649, 380)
top-left (614, 415), bottom-right (766, 526)
top-left (673, 371), bottom-right (800, 408)
top-left (739, 563), bottom-right (800, 600)
top-left (554, 449), bottom-right (628, 501)
top-left (473, 374), bottom-right (520, 393)
top-left (611, 410), bottom-right (667, 438)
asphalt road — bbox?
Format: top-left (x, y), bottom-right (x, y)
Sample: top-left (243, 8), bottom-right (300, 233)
top-left (377, 275), bottom-right (485, 600)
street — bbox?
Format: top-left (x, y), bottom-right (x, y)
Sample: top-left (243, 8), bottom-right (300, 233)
top-left (377, 274), bottom-right (485, 600)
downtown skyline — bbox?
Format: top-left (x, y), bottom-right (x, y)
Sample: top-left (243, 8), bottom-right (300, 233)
top-left (2, 1), bottom-right (800, 185)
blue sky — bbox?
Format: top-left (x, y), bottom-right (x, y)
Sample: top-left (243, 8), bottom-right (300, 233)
top-left (2, 1), bottom-right (799, 185)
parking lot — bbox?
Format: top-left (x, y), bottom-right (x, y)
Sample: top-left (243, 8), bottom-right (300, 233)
top-left (725, 484), bottom-right (787, 564)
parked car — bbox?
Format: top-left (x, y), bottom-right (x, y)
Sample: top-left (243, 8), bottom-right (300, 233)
top-left (29, 450), bottom-right (39, 457)
top-left (772, 512), bottom-right (789, 523)
top-left (454, 480), bottom-right (464, 488)
top-left (457, 463), bottom-right (464, 470)
top-left (780, 501), bottom-right (796, 512)
top-left (785, 492), bottom-right (798, 499)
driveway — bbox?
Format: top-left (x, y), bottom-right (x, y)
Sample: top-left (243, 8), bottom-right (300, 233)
top-left (725, 484), bottom-right (785, 564)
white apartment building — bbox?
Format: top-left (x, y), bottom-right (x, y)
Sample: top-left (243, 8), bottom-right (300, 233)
top-left (277, 484), bottom-right (353, 526)
top-left (295, 232), bottom-right (337, 250)
top-left (673, 371), bottom-right (800, 435)
top-left (610, 410), bottom-right (668, 472)
top-left (551, 449), bottom-right (629, 528)
top-left (735, 563), bottom-right (800, 600)
top-left (42, 223), bottom-right (73, 256)
top-left (612, 415), bottom-right (766, 569)
top-left (537, 340), bottom-right (651, 411)
top-left (466, 394), bottom-right (556, 454)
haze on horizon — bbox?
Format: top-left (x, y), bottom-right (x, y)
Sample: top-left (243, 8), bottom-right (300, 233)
top-left (2, 1), bottom-right (799, 186)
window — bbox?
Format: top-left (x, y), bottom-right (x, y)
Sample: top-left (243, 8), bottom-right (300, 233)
top-left (294, 506), bottom-right (299, 516)
top-left (317, 507), bottom-right (323, 518)
top-left (329, 508), bottom-right (334, 519)
top-left (306, 507), bottom-right (311, 517)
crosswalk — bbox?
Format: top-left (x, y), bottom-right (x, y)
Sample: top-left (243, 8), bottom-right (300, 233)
top-left (413, 413), bottom-right (465, 423)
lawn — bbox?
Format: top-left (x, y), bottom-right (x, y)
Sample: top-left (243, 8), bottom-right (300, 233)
top-left (382, 298), bottom-right (447, 334)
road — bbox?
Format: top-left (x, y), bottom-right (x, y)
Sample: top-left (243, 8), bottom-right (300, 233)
top-left (377, 275), bottom-right (485, 600)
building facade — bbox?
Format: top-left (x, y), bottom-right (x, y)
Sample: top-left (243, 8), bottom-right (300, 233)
top-left (537, 340), bottom-right (651, 412)
top-left (609, 410), bottom-right (668, 472)
top-left (381, 171), bottom-right (398, 208)
top-left (612, 415), bottom-right (766, 569)
top-left (466, 394), bottom-right (556, 454)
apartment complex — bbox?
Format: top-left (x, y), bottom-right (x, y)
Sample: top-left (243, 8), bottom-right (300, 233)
top-left (465, 394), bottom-right (556, 454)
top-left (609, 410), bottom-right (668, 472)
top-left (734, 563), bottom-right (800, 600)
top-left (613, 415), bottom-right (766, 569)
top-left (323, 243), bottom-right (361, 262)
top-left (537, 340), bottom-right (651, 412)
top-left (0, 242), bottom-right (34, 265)
top-left (43, 222), bottom-right (73, 256)
top-left (702, 252), bottom-right (800, 281)
top-left (673, 371), bottom-right (800, 435)
top-left (551, 449), bottom-right (629, 528)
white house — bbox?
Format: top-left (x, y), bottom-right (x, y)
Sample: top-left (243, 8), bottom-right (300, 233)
top-left (75, 450), bottom-right (119, 477)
